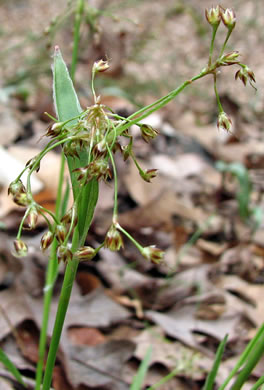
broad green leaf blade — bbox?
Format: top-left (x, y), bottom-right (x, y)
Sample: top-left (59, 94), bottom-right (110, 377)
top-left (0, 348), bottom-right (26, 387)
top-left (203, 335), bottom-right (228, 390)
top-left (53, 47), bottom-right (98, 243)
top-left (130, 346), bottom-right (152, 390)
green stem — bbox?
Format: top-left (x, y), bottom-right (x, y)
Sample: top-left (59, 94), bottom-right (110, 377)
top-left (36, 3), bottom-right (84, 383)
top-left (70, 0), bottom-right (84, 80)
top-left (116, 223), bottom-right (143, 253)
top-left (213, 73), bottom-right (224, 112)
top-left (208, 25), bottom-right (219, 66)
top-left (35, 155), bottom-right (66, 390)
top-left (42, 232), bottom-right (80, 390)
top-left (219, 28), bottom-right (233, 57)
top-left (106, 144), bottom-right (118, 220)
top-left (108, 71), bottom-right (207, 142)
top-left (148, 367), bottom-right (179, 390)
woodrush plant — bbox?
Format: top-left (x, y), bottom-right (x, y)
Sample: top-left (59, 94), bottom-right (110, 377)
top-left (5, 4), bottom-right (259, 390)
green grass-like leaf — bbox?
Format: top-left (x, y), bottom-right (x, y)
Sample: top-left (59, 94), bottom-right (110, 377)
top-left (203, 335), bottom-right (228, 390)
top-left (130, 346), bottom-right (152, 390)
top-left (0, 347), bottom-right (26, 387)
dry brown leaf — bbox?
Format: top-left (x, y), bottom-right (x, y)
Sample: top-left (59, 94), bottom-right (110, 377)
top-left (0, 285), bottom-right (33, 341)
top-left (67, 327), bottom-right (105, 346)
top-left (134, 327), bottom-right (205, 378)
top-left (67, 340), bottom-right (135, 389)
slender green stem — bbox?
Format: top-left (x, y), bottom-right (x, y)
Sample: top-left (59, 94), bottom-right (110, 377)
top-left (208, 25), bottom-right (219, 66)
top-left (16, 207), bottom-right (31, 239)
top-left (35, 154), bottom-right (66, 390)
top-left (116, 223), bottom-right (143, 252)
top-left (70, 0), bottom-right (84, 80)
top-left (42, 231), bottom-right (80, 390)
top-left (148, 367), bottom-right (179, 390)
top-left (106, 144), bottom-right (118, 220)
top-left (219, 28), bottom-right (233, 57)
top-left (108, 71), bottom-right (207, 142)
top-left (213, 73), bottom-right (224, 112)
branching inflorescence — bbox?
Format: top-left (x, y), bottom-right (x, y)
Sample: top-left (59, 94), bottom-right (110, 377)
top-left (7, 6), bottom-right (258, 390)
top-left (9, 6), bottom-right (256, 268)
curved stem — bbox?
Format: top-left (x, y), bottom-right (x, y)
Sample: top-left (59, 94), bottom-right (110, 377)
top-left (108, 71), bottom-right (207, 142)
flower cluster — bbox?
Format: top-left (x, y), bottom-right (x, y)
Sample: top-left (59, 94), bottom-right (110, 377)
top-left (9, 60), bottom-right (164, 266)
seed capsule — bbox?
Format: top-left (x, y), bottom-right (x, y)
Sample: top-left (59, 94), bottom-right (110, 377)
top-left (40, 231), bottom-right (54, 251)
top-left (141, 245), bottom-right (164, 264)
top-left (104, 224), bottom-right (124, 251)
top-left (13, 239), bottom-right (28, 257)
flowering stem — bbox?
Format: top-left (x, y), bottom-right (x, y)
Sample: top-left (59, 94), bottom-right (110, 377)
top-left (108, 71), bottom-right (208, 141)
top-left (219, 28), bottom-right (233, 57)
top-left (42, 232), bottom-right (80, 390)
top-left (116, 223), bottom-right (143, 253)
top-left (213, 73), bottom-right (224, 112)
top-left (208, 25), bottom-right (219, 66)
top-left (106, 143), bottom-right (118, 221)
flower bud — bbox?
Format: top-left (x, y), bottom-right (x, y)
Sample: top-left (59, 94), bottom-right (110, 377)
top-left (140, 168), bottom-right (158, 183)
top-left (13, 239), bottom-right (28, 257)
top-left (141, 245), bottom-right (164, 264)
top-left (139, 124), bottom-right (159, 143)
top-left (55, 224), bottom-right (67, 244)
top-left (61, 207), bottom-right (78, 228)
top-left (235, 66), bottom-right (256, 87)
top-left (25, 157), bottom-right (40, 172)
top-left (8, 180), bottom-right (26, 197)
top-left (217, 111), bottom-right (232, 132)
top-left (40, 231), bottom-right (54, 251)
top-left (205, 6), bottom-right (221, 27)
top-left (220, 7), bottom-right (236, 29)
top-left (46, 122), bottom-right (64, 138)
top-left (218, 51), bottom-right (240, 66)
top-left (25, 207), bottom-right (38, 230)
top-left (75, 246), bottom-right (95, 261)
top-left (93, 60), bottom-right (110, 73)
top-left (57, 245), bottom-right (73, 263)
top-left (122, 137), bottom-right (133, 162)
top-left (104, 224), bottom-right (124, 251)
top-left (13, 192), bottom-right (30, 207)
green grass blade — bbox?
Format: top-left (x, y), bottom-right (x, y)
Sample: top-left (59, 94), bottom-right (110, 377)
top-left (218, 324), bottom-right (264, 390)
top-left (130, 346), bottom-right (152, 390)
top-left (251, 374), bottom-right (264, 390)
top-left (0, 348), bottom-right (26, 387)
top-left (231, 333), bottom-right (264, 390)
top-left (203, 335), bottom-right (228, 390)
